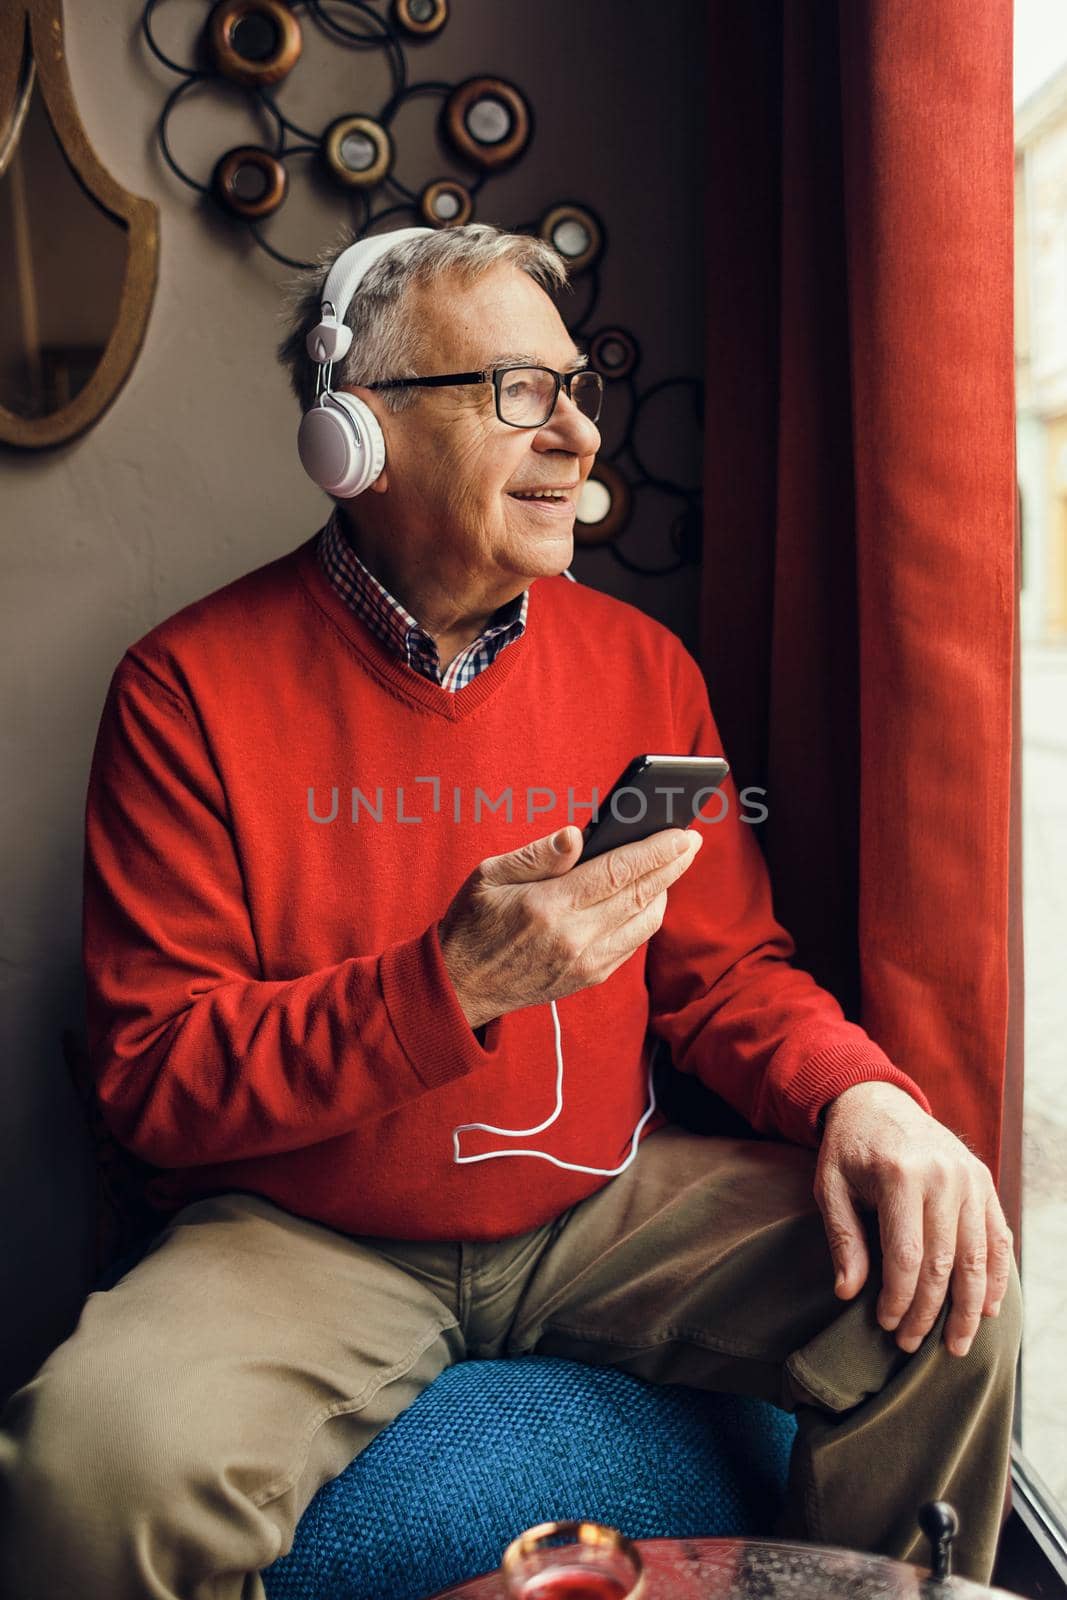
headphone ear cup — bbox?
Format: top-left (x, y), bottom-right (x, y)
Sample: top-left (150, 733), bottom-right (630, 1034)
top-left (297, 392), bottom-right (386, 498)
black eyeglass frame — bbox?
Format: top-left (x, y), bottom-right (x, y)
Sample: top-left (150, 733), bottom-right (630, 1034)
top-left (365, 365), bottom-right (604, 428)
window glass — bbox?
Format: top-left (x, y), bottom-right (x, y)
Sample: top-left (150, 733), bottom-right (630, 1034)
top-left (1014, 0), bottom-right (1067, 1514)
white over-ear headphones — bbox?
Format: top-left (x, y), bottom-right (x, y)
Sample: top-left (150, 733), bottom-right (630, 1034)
top-left (297, 226), bottom-right (433, 498)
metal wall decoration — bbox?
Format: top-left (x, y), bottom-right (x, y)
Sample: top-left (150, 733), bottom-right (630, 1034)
top-left (141, 0), bottom-right (700, 576)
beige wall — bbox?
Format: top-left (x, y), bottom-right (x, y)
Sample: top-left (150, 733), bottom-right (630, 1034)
top-left (0, 0), bottom-right (704, 1398)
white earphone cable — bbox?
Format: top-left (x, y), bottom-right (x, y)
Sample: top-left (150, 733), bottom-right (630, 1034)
top-left (451, 998), bottom-right (656, 1177)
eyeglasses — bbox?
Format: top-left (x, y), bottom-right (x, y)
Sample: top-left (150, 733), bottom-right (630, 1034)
top-left (366, 365), bottom-right (604, 429)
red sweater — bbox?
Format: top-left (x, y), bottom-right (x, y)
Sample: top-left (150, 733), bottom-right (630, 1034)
top-left (83, 533), bottom-right (929, 1240)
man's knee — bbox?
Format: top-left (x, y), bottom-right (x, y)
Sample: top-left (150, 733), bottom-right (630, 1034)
top-left (966, 1257), bottom-right (1022, 1381)
top-left (0, 1321), bottom-right (270, 1598)
top-left (891, 1256), bottom-right (1021, 1389)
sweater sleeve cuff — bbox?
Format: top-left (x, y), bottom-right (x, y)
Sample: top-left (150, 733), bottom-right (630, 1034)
top-left (379, 923), bottom-right (502, 1091)
top-left (779, 1040), bottom-right (932, 1147)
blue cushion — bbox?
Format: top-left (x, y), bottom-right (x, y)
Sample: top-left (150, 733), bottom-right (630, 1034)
top-left (262, 1356), bottom-right (797, 1600)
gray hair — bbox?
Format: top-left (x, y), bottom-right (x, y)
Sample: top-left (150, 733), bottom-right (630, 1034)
top-left (277, 223), bottom-right (569, 416)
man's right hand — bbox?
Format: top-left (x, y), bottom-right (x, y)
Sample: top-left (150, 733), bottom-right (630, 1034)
top-left (438, 824), bottom-right (703, 1031)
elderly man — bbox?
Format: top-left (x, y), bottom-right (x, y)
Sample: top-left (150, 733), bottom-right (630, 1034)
top-left (0, 224), bottom-right (1019, 1600)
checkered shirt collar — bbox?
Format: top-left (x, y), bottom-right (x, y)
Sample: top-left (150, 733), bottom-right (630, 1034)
top-left (317, 511), bottom-right (527, 692)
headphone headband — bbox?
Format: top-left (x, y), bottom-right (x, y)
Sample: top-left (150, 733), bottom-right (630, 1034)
top-left (305, 226), bottom-right (433, 365)
top-left (300, 226), bottom-right (432, 497)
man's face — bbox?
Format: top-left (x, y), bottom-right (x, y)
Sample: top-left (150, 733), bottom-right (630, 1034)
top-left (350, 263), bottom-right (602, 590)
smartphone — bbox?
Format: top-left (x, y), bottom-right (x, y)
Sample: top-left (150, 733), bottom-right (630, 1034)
top-left (577, 754), bottom-right (731, 863)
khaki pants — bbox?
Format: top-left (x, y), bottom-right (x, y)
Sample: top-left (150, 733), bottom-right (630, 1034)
top-left (0, 1128), bottom-right (1020, 1599)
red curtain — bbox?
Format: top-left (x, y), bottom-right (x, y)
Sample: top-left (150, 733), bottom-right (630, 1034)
top-left (700, 0), bottom-right (1020, 1198)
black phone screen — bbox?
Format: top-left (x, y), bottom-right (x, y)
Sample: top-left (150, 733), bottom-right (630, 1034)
top-left (577, 754), bottom-right (731, 863)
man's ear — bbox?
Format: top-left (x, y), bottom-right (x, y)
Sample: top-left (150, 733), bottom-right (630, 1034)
top-left (342, 385), bottom-right (390, 494)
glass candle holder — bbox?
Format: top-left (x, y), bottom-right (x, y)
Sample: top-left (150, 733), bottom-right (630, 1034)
top-left (501, 1521), bottom-right (645, 1600)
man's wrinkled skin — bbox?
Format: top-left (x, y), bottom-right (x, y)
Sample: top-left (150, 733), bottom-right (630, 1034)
top-left (817, 1080), bottom-right (1013, 1358)
top-left (439, 823), bottom-right (702, 1028)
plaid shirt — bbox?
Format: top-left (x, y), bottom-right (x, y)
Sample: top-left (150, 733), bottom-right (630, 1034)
top-left (318, 512), bottom-right (528, 692)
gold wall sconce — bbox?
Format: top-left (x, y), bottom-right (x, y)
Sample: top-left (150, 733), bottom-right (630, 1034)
top-left (442, 77), bottom-right (532, 171)
top-left (575, 462), bottom-right (633, 547)
top-left (322, 115), bottom-right (394, 189)
top-left (393, 0), bottom-right (448, 38)
top-left (589, 327), bottom-right (640, 382)
top-left (539, 204), bottom-right (604, 276)
top-left (212, 145), bottom-right (288, 219)
top-left (207, 0), bottom-right (302, 89)
top-left (419, 178), bottom-right (473, 228)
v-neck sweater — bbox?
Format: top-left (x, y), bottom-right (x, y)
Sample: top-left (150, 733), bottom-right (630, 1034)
top-left (318, 510), bottom-right (528, 689)
top-left (83, 532), bottom-right (928, 1240)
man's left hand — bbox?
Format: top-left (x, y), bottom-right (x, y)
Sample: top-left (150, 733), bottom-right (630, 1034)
top-left (814, 1081), bottom-right (1014, 1358)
